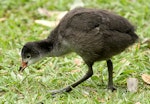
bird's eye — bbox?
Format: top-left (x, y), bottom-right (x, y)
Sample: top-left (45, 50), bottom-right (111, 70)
top-left (26, 54), bottom-right (31, 59)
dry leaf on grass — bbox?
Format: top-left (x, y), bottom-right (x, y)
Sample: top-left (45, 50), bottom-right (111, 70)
top-left (135, 102), bottom-right (141, 104)
top-left (120, 58), bottom-right (130, 66)
top-left (35, 11), bottom-right (67, 27)
top-left (97, 98), bottom-right (105, 103)
top-left (58, 12), bottom-right (67, 20)
top-left (74, 58), bottom-right (82, 66)
top-left (43, 11), bottom-right (67, 20)
top-left (37, 8), bottom-right (67, 20)
top-left (17, 73), bottom-right (23, 80)
top-left (82, 90), bottom-right (89, 97)
top-left (0, 48), bottom-right (2, 55)
top-left (70, 69), bottom-right (81, 74)
top-left (36, 8), bottom-right (67, 27)
top-left (142, 38), bottom-right (150, 48)
top-left (127, 78), bottom-right (138, 92)
top-left (35, 20), bottom-right (59, 27)
top-left (0, 18), bottom-right (6, 22)
top-left (69, 0), bottom-right (84, 10)
top-left (142, 74), bottom-right (150, 84)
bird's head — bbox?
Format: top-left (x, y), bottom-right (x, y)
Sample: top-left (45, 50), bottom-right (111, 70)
top-left (19, 42), bottom-right (42, 72)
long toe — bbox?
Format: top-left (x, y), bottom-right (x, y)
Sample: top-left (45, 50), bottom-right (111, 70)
top-left (50, 86), bottom-right (72, 95)
top-left (50, 89), bottom-right (64, 95)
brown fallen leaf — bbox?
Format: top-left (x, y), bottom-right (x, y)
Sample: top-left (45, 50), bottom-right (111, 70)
top-left (142, 74), bottom-right (150, 84)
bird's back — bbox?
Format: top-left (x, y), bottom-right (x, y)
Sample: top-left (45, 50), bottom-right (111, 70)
top-left (48, 8), bottom-right (138, 62)
top-left (57, 7), bottom-right (136, 35)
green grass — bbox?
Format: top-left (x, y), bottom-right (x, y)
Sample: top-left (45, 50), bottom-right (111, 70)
top-left (0, 0), bottom-right (150, 103)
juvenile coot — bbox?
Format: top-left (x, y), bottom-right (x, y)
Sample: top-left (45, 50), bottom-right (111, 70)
top-left (19, 7), bottom-right (138, 94)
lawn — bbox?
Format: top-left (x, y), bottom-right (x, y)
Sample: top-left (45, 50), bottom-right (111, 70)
top-left (0, 0), bottom-right (150, 104)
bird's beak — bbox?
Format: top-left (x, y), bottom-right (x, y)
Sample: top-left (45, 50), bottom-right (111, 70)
top-left (19, 61), bottom-right (28, 72)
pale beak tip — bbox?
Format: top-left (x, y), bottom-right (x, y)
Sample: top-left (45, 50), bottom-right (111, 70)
top-left (19, 66), bottom-right (24, 72)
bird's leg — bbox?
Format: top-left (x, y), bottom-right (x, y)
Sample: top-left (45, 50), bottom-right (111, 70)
top-left (106, 59), bottom-right (116, 91)
top-left (50, 63), bottom-right (93, 95)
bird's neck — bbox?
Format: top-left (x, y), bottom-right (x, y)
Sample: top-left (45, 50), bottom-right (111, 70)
top-left (34, 39), bottom-right (54, 57)
top-left (35, 38), bottom-right (71, 57)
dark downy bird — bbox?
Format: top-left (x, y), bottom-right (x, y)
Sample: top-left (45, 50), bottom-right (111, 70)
top-left (19, 7), bottom-right (138, 94)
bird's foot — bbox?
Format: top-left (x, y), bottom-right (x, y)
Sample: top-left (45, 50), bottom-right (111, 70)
top-left (107, 85), bottom-right (116, 92)
top-left (50, 86), bottom-right (72, 95)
